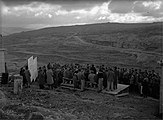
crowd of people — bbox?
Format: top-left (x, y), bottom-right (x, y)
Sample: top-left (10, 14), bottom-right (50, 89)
top-left (20, 63), bottom-right (161, 99)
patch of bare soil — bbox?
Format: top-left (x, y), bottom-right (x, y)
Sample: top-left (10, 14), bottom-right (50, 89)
top-left (0, 84), bottom-right (160, 120)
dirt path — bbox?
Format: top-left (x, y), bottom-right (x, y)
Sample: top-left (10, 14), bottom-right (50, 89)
top-left (73, 35), bottom-right (162, 57)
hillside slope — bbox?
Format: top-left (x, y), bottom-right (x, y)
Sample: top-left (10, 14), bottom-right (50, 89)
top-left (2, 22), bottom-right (163, 72)
top-left (1, 27), bottom-right (32, 36)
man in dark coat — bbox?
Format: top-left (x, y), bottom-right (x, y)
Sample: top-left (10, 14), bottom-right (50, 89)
top-left (73, 70), bottom-right (79, 90)
top-left (97, 68), bottom-right (104, 92)
top-left (113, 67), bottom-right (118, 90)
top-left (38, 67), bottom-right (45, 89)
top-left (24, 66), bottom-right (31, 88)
top-left (142, 77), bottom-right (149, 98)
top-left (20, 67), bottom-right (27, 87)
top-left (106, 68), bottom-right (115, 91)
top-left (103, 69), bottom-right (107, 90)
top-left (90, 64), bottom-right (96, 74)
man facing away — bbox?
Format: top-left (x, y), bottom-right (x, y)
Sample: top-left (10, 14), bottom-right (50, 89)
top-left (113, 67), bottom-right (119, 90)
top-left (106, 68), bottom-right (115, 91)
top-left (37, 67), bottom-right (46, 89)
top-left (77, 69), bottom-right (85, 91)
top-left (24, 66), bottom-right (31, 88)
top-left (46, 65), bottom-right (54, 90)
top-left (20, 67), bottom-right (27, 87)
top-left (88, 70), bottom-right (96, 88)
top-left (97, 68), bottom-right (104, 92)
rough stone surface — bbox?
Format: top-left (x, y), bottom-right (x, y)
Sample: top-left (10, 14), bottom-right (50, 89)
top-left (28, 112), bottom-right (44, 120)
top-left (0, 90), bottom-right (7, 108)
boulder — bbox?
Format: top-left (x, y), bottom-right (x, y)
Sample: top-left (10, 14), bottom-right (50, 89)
top-left (28, 112), bottom-right (44, 120)
top-left (0, 90), bottom-right (7, 108)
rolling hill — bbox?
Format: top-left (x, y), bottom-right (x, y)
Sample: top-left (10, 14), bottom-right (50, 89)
top-left (1, 22), bottom-right (163, 73)
top-left (1, 27), bottom-right (32, 36)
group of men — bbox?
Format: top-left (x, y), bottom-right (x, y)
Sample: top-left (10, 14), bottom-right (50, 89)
top-left (35, 63), bottom-right (119, 92)
top-left (63, 64), bottom-right (119, 92)
top-left (20, 63), bottom-right (160, 98)
top-left (117, 68), bottom-right (160, 98)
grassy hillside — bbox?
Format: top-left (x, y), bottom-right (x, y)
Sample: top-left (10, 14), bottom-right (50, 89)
top-left (2, 22), bottom-right (163, 73)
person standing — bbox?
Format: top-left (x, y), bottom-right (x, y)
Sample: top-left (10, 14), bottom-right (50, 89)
top-left (73, 70), bottom-right (79, 90)
top-left (129, 75), bottom-right (135, 93)
top-left (97, 68), bottom-right (104, 92)
top-left (142, 77), bottom-right (149, 98)
top-left (24, 66), bottom-right (31, 88)
top-left (55, 68), bottom-right (62, 88)
top-left (88, 70), bottom-right (96, 88)
top-left (103, 69), bottom-right (107, 90)
top-left (46, 65), bottom-right (54, 90)
top-left (42, 66), bottom-right (47, 83)
top-left (113, 67), bottom-right (118, 90)
top-left (80, 68), bottom-right (86, 91)
top-left (84, 67), bottom-right (89, 87)
top-left (90, 64), bottom-right (96, 74)
top-left (77, 69), bottom-right (85, 91)
top-left (37, 67), bottom-right (45, 89)
top-left (106, 68), bottom-right (115, 91)
top-left (20, 67), bottom-right (27, 87)
top-left (58, 69), bottom-right (63, 86)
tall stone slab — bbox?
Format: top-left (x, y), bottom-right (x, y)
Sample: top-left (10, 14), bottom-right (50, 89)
top-left (33, 57), bottom-right (38, 81)
top-left (28, 56), bottom-right (34, 82)
top-left (0, 49), bottom-right (5, 74)
top-left (27, 56), bottom-right (38, 82)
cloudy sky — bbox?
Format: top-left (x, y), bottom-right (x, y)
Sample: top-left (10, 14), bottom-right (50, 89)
top-left (1, 0), bottom-right (163, 29)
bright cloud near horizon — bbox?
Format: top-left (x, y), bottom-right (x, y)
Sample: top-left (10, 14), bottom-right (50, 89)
top-left (1, 0), bottom-right (163, 29)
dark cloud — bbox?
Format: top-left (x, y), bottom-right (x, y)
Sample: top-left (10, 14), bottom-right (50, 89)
top-left (59, 2), bottom-right (101, 11)
top-left (109, 1), bottom-right (135, 13)
top-left (3, 0), bottom-right (150, 6)
top-left (1, 0), bottom-right (108, 6)
top-left (133, 1), bottom-right (163, 18)
top-left (1, 0), bottom-right (110, 12)
top-left (2, 0), bottom-right (153, 6)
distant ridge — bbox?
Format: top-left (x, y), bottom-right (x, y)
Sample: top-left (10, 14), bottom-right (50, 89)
top-left (1, 27), bottom-right (33, 36)
top-left (2, 22), bottom-right (163, 36)
top-left (5, 22), bottom-right (162, 37)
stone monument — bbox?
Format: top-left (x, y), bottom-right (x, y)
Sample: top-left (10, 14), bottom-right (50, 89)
top-left (0, 34), bottom-right (5, 74)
